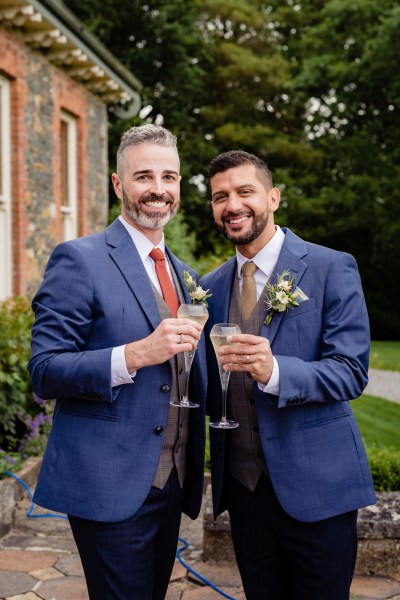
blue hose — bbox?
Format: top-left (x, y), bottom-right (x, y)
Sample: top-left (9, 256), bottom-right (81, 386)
top-left (5, 470), bottom-right (68, 519)
top-left (177, 537), bottom-right (237, 600)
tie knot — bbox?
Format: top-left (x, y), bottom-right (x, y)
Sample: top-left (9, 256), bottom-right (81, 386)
top-left (150, 248), bottom-right (165, 262)
top-left (242, 261), bottom-right (257, 277)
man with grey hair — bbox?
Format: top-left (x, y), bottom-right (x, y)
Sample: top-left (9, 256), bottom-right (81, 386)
top-left (28, 124), bottom-right (207, 599)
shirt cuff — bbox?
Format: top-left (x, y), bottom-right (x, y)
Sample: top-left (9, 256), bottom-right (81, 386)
top-left (258, 356), bottom-right (279, 395)
top-left (111, 345), bottom-right (136, 387)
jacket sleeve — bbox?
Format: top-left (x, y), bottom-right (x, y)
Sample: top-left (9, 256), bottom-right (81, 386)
top-left (270, 252), bottom-right (370, 408)
top-left (28, 242), bottom-right (114, 403)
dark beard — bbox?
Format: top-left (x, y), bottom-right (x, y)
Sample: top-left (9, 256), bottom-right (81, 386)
top-left (216, 209), bottom-right (269, 245)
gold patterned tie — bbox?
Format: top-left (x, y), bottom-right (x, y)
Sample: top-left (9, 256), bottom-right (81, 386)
top-left (241, 261), bottom-right (257, 320)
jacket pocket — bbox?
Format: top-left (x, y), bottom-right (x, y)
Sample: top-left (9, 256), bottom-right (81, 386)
top-left (300, 413), bottom-right (349, 429)
top-left (284, 297), bottom-right (316, 320)
top-left (58, 409), bottom-right (121, 422)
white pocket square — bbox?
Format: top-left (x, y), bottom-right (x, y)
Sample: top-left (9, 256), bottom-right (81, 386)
top-left (293, 287), bottom-right (309, 303)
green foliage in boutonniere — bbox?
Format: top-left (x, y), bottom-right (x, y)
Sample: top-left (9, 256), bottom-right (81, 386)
top-left (183, 270), bottom-right (212, 306)
top-left (264, 269), bottom-right (299, 325)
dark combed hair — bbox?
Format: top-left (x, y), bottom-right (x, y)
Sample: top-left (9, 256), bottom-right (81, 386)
top-left (208, 150), bottom-right (273, 188)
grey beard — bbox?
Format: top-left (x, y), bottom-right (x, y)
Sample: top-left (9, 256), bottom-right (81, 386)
top-left (123, 191), bottom-right (179, 230)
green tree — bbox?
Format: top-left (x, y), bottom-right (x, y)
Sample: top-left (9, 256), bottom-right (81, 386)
top-left (63, 0), bottom-right (213, 260)
top-left (289, 0), bottom-right (400, 338)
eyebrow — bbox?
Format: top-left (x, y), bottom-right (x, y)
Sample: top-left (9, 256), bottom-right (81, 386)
top-left (132, 169), bottom-right (180, 176)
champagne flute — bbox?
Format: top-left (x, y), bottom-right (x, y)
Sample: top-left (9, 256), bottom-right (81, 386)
top-left (170, 303), bottom-right (208, 408)
top-left (209, 323), bottom-right (241, 429)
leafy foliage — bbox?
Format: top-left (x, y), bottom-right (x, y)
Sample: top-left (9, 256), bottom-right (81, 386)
top-left (366, 446), bottom-right (400, 491)
top-left (0, 298), bottom-right (35, 448)
top-left (62, 0), bottom-right (400, 337)
top-left (0, 298), bottom-right (51, 474)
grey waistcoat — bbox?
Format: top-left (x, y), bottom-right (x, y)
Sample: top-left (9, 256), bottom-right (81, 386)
top-left (226, 274), bottom-right (269, 491)
top-left (150, 269), bottom-right (189, 489)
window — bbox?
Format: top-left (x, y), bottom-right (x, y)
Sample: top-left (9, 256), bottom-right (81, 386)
top-left (60, 111), bottom-right (78, 241)
top-left (0, 75), bottom-right (12, 300)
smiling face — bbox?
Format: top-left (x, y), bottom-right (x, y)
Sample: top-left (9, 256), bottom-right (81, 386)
top-left (210, 163), bottom-right (280, 257)
top-left (111, 143), bottom-right (181, 243)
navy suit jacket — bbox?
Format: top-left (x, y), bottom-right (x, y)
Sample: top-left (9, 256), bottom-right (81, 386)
top-left (28, 219), bottom-right (207, 522)
top-left (202, 228), bottom-right (375, 522)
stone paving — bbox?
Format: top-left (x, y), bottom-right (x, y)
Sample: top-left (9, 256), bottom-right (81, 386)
top-left (1, 368), bottom-right (400, 599)
top-left (1, 491), bottom-right (400, 600)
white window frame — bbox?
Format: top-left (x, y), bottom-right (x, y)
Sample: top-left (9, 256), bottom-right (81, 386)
top-left (0, 75), bottom-right (12, 300)
top-left (60, 111), bottom-right (78, 241)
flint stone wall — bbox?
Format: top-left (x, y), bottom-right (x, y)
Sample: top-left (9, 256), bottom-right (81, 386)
top-left (203, 485), bottom-right (400, 577)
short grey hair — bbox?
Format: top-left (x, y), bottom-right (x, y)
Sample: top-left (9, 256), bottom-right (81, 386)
top-left (116, 124), bottom-right (178, 174)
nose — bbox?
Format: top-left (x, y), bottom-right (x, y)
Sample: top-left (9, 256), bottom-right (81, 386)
top-left (149, 177), bottom-right (165, 196)
top-left (225, 193), bottom-right (243, 212)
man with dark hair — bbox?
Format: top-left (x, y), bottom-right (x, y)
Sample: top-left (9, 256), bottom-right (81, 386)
top-left (28, 124), bottom-right (207, 600)
top-left (202, 149), bottom-right (375, 599)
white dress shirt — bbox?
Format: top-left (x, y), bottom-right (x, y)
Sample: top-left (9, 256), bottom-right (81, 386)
top-left (111, 216), bottom-right (175, 387)
top-left (236, 226), bottom-right (285, 396)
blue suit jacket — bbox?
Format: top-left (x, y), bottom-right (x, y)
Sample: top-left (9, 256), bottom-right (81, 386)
top-left (202, 228), bottom-right (375, 522)
top-left (28, 219), bottom-right (207, 522)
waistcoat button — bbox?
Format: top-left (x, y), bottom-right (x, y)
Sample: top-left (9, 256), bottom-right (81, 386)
top-left (154, 426), bottom-right (164, 435)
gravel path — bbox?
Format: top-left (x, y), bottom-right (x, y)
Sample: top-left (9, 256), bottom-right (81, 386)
top-left (365, 368), bottom-right (400, 404)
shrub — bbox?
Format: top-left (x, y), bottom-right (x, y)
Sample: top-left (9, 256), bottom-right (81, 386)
top-left (0, 297), bottom-right (34, 448)
top-left (366, 446), bottom-right (400, 491)
top-left (0, 297), bottom-right (52, 477)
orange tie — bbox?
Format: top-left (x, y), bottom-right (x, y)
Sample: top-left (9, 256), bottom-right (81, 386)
top-left (149, 248), bottom-right (180, 317)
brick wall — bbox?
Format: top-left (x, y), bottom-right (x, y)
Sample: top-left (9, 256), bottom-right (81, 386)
top-left (0, 27), bottom-right (109, 297)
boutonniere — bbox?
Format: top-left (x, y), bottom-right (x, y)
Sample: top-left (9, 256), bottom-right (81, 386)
top-left (183, 270), bottom-right (212, 306)
top-left (264, 269), bottom-right (300, 325)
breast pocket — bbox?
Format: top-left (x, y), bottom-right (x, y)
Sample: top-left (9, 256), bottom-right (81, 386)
top-left (285, 297), bottom-right (316, 320)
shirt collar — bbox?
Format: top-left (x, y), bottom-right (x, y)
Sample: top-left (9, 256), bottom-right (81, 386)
top-left (236, 226), bottom-right (285, 279)
top-left (118, 215), bottom-right (165, 261)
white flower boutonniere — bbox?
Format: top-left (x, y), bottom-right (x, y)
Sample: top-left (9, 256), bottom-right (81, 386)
top-left (183, 270), bottom-right (212, 306)
top-left (264, 269), bottom-right (299, 325)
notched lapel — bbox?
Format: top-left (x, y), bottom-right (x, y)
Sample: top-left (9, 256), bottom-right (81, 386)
top-left (261, 242), bottom-right (308, 346)
top-left (106, 222), bottom-right (161, 330)
top-left (213, 258), bottom-right (236, 324)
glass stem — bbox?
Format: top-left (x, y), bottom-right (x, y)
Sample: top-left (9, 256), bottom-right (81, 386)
top-left (182, 351), bottom-right (194, 401)
top-left (220, 376), bottom-right (230, 422)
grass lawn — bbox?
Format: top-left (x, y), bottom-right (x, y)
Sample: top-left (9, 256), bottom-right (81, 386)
top-left (370, 341), bottom-right (400, 372)
top-left (352, 394), bottom-right (400, 450)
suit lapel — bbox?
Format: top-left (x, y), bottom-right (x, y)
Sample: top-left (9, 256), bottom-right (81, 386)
top-left (261, 229), bottom-right (308, 345)
top-left (212, 257), bottom-right (237, 324)
top-left (105, 220), bottom-right (161, 330)
top-left (165, 249), bottom-right (191, 304)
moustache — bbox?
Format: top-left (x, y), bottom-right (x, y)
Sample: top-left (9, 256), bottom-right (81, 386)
top-left (222, 210), bottom-right (253, 222)
top-left (139, 193), bottom-right (172, 204)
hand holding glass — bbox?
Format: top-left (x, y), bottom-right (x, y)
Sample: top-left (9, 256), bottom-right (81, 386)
top-left (170, 304), bottom-right (208, 408)
top-left (209, 323), bottom-right (241, 429)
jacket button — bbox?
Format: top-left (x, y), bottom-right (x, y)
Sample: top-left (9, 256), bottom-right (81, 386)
top-left (161, 384), bottom-right (170, 392)
top-left (154, 426), bottom-right (164, 435)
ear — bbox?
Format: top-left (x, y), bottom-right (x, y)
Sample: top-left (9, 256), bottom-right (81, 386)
top-left (269, 187), bottom-right (280, 213)
top-left (111, 173), bottom-right (122, 199)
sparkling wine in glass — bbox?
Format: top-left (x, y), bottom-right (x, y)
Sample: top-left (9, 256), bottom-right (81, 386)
top-left (170, 303), bottom-right (208, 408)
top-left (209, 323), bottom-right (241, 429)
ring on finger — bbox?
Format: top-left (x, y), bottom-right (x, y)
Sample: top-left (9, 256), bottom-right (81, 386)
top-left (246, 355), bottom-right (250, 364)
top-left (180, 334), bottom-right (185, 344)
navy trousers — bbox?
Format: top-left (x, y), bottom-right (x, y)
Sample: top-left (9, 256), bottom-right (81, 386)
top-left (225, 472), bottom-right (358, 600)
top-left (69, 469), bottom-right (183, 600)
